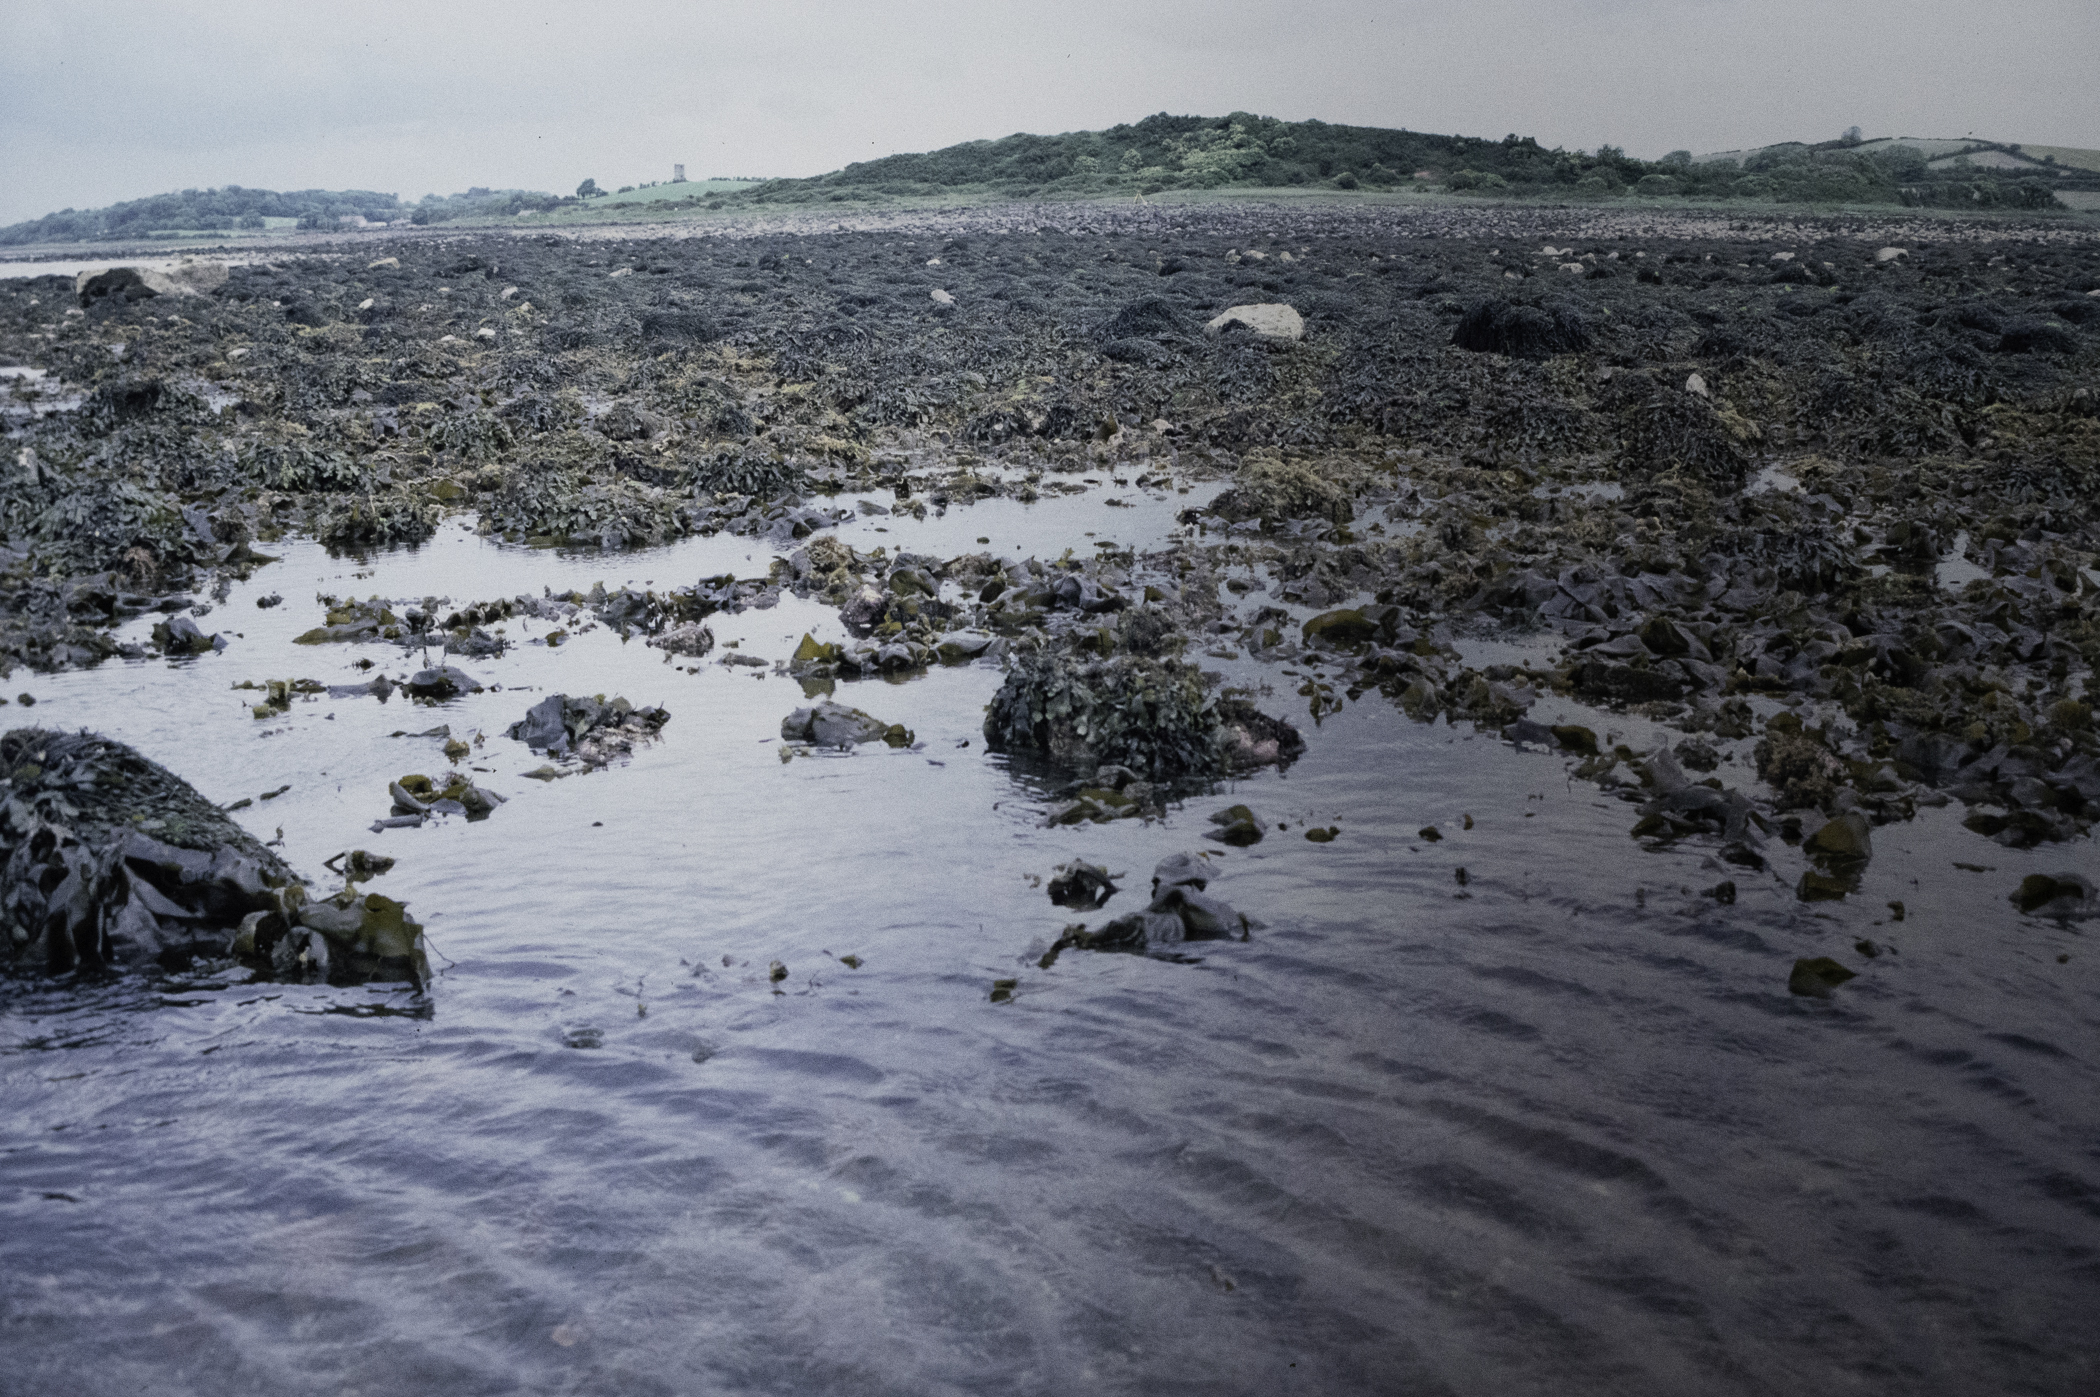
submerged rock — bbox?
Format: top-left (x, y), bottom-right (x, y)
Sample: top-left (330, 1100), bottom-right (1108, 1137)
top-left (2012, 873), bottom-right (2096, 919)
top-left (1788, 956), bottom-right (1857, 998)
top-left (1805, 811), bottom-right (1874, 864)
top-left (262, 889), bottom-right (430, 987)
top-left (380, 772), bottom-right (506, 827)
top-left (1205, 804), bottom-right (1265, 846)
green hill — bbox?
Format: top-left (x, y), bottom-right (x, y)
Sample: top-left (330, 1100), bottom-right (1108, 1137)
top-left (8, 115), bottom-right (2086, 245)
top-left (713, 112), bottom-right (2074, 212)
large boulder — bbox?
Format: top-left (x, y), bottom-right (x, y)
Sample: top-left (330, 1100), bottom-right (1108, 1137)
top-left (0, 728), bottom-right (426, 984)
top-left (1204, 303), bottom-right (1304, 341)
top-left (75, 260), bottom-right (227, 308)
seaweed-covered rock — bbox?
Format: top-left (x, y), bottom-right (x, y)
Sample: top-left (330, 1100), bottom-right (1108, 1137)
top-left (0, 729), bottom-right (293, 972)
top-left (1047, 860), bottom-right (1119, 909)
top-left (1101, 296), bottom-right (1189, 342)
top-left (646, 621), bottom-right (716, 657)
top-left (1451, 298), bottom-right (1591, 358)
top-left (0, 728), bottom-right (430, 984)
top-left (780, 700), bottom-right (912, 748)
top-left (984, 650), bottom-right (1302, 781)
top-left (508, 693), bottom-right (670, 766)
top-left (405, 665), bottom-right (478, 700)
top-left (1788, 956), bottom-right (1857, 997)
top-left (1039, 853), bottom-right (1253, 965)
top-left (1207, 455), bottom-right (1352, 528)
top-left (2011, 873), bottom-right (2096, 919)
top-left (1206, 803), bottom-right (1265, 846)
top-left (382, 772), bottom-right (506, 826)
top-left (152, 614), bottom-right (225, 656)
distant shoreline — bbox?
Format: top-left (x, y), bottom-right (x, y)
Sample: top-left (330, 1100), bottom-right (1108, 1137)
top-left (3, 189), bottom-right (2093, 266)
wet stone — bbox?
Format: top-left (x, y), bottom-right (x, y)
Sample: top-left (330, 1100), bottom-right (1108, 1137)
top-left (1788, 957), bottom-right (1858, 998)
top-left (1039, 852), bottom-right (1254, 967)
top-left (2012, 873), bottom-right (2096, 919)
top-left (1047, 861), bottom-right (1120, 910)
top-left (780, 700), bottom-right (911, 749)
top-left (1205, 804), bottom-right (1264, 847)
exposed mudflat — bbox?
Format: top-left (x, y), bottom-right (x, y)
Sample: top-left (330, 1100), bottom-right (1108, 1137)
top-left (2, 201), bottom-right (2097, 1395)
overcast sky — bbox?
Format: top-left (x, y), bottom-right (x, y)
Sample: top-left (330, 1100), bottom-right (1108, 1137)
top-left (4, 0), bottom-right (2095, 224)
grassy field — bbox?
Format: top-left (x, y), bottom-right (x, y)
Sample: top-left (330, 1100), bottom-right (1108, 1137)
top-left (588, 179), bottom-right (764, 207)
top-left (2020, 144), bottom-right (2100, 174)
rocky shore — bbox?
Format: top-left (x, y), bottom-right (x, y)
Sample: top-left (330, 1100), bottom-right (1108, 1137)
top-left (2, 197), bottom-right (2096, 978)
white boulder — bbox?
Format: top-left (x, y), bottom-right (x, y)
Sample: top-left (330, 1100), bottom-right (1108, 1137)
top-left (1204, 303), bottom-right (1304, 341)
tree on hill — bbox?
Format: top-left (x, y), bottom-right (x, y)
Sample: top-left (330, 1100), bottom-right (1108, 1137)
top-left (0, 186), bottom-right (403, 245)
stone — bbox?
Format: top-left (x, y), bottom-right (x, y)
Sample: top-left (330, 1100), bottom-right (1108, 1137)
top-left (152, 614), bottom-right (222, 656)
top-left (0, 727), bottom-right (320, 977)
top-left (646, 621), bottom-right (715, 657)
top-left (507, 693), bottom-right (669, 766)
top-left (74, 262), bottom-right (225, 306)
top-left (1205, 804), bottom-right (1264, 846)
top-left (781, 700), bottom-right (909, 748)
top-left (930, 289), bottom-right (955, 306)
top-left (1874, 247), bottom-right (1908, 263)
top-left (2012, 873), bottom-right (2095, 917)
top-left (1301, 608), bottom-right (1385, 647)
top-left (1153, 853), bottom-right (1212, 893)
top-left (1685, 373), bottom-right (1710, 398)
top-left (1805, 811), bottom-right (1873, 863)
top-left (1038, 852), bottom-right (1253, 966)
top-left (1204, 303), bottom-right (1304, 341)
top-left (1796, 869), bottom-right (1853, 902)
top-left (1788, 957), bottom-right (1856, 997)
top-left (293, 890), bottom-right (429, 985)
top-left (934, 630), bottom-right (998, 664)
top-left (405, 666), bottom-right (477, 700)
top-left (1048, 861), bottom-right (1119, 909)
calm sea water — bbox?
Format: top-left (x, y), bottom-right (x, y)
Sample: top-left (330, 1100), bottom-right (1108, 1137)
top-left (3, 486), bottom-right (2095, 1396)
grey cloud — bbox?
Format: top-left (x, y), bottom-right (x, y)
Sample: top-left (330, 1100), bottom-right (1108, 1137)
top-left (3, 0), bottom-right (2095, 224)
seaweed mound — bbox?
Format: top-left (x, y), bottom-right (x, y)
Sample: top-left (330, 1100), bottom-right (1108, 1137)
top-left (1208, 455), bottom-right (1352, 527)
top-left (1451, 298), bottom-right (1592, 358)
top-left (983, 651), bottom-right (1303, 781)
top-left (1101, 295), bottom-right (1188, 342)
top-left (0, 728), bottom-right (294, 973)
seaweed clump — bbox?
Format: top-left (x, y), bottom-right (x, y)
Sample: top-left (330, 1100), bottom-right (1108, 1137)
top-left (984, 649), bottom-right (1302, 781)
top-left (1451, 298), bottom-right (1592, 358)
top-left (1, 727), bottom-right (427, 985)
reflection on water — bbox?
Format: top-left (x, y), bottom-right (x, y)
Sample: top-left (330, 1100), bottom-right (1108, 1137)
top-left (2, 506), bottom-right (2095, 1397)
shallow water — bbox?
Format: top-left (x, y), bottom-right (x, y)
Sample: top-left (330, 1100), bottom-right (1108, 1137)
top-left (3, 499), bottom-right (2097, 1396)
